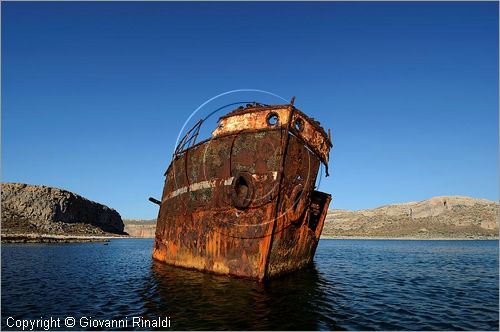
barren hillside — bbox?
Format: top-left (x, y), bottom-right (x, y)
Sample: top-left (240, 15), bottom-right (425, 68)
top-left (323, 196), bottom-right (499, 239)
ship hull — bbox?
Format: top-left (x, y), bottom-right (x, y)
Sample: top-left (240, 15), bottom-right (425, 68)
top-left (153, 104), bottom-right (331, 281)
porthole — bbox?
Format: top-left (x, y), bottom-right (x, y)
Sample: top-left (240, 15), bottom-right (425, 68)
top-left (294, 118), bottom-right (305, 132)
top-left (266, 112), bottom-right (279, 126)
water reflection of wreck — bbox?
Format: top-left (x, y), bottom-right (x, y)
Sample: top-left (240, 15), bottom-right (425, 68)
top-left (145, 260), bottom-right (339, 330)
top-left (151, 98), bottom-right (332, 281)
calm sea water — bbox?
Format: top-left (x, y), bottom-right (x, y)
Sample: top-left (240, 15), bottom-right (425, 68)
top-left (1, 239), bottom-right (498, 330)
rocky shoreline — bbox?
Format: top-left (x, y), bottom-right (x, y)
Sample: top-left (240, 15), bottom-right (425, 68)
top-left (1, 233), bottom-right (127, 243)
top-left (320, 235), bottom-right (498, 240)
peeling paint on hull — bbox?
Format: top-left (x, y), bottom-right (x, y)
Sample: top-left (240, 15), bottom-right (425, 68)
top-left (153, 101), bottom-right (332, 281)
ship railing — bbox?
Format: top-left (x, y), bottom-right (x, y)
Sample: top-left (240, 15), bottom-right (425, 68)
top-left (173, 101), bottom-right (266, 158)
top-left (174, 119), bottom-right (203, 157)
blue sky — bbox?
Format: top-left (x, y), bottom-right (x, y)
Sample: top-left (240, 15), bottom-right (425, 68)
top-left (2, 2), bottom-right (498, 219)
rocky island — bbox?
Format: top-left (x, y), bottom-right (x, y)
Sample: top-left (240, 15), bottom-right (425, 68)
top-left (1, 183), bottom-right (127, 243)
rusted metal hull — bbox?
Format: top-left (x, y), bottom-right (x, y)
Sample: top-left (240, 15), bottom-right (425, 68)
top-left (153, 102), bottom-right (332, 281)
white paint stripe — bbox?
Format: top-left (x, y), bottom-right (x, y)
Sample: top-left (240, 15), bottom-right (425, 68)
top-left (164, 172), bottom-right (278, 201)
top-left (190, 179), bottom-right (217, 191)
top-left (168, 186), bottom-right (188, 199)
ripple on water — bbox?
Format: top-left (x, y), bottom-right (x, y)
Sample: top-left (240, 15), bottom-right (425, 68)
top-left (1, 239), bottom-right (498, 330)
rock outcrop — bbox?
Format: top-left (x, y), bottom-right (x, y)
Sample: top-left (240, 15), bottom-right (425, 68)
top-left (323, 196), bottom-right (499, 239)
top-left (1, 183), bottom-right (125, 236)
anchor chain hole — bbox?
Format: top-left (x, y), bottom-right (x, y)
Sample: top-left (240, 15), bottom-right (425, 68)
top-left (231, 172), bottom-right (254, 209)
top-left (235, 176), bottom-right (249, 202)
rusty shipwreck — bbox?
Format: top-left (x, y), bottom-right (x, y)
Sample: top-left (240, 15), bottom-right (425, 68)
top-left (151, 98), bottom-right (332, 281)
